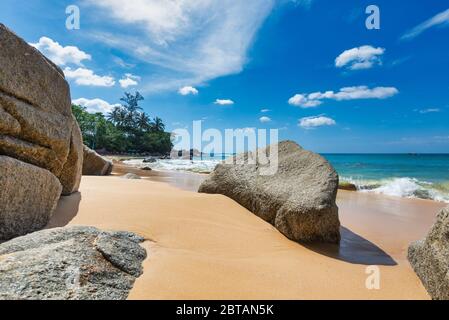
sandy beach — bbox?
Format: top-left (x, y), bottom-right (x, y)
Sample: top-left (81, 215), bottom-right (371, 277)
top-left (45, 165), bottom-right (446, 300)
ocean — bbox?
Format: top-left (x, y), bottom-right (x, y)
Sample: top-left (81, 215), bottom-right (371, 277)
top-left (124, 153), bottom-right (449, 203)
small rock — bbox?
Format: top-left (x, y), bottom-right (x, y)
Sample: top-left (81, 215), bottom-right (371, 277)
top-left (338, 182), bottom-right (357, 191)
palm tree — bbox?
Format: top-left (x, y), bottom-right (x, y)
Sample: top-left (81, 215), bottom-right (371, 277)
top-left (136, 112), bottom-right (151, 132)
top-left (151, 117), bottom-right (165, 132)
top-left (120, 92), bottom-right (144, 113)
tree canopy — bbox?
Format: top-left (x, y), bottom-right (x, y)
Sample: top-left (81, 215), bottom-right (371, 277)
top-left (72, 92), bottom-right (173, 155)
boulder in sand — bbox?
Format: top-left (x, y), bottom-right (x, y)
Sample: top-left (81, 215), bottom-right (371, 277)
top-left (0, 226), bottom-right (147, 300)
top-left (408, 206), bottom-right (449, 300)
top-left (199, 141), bottom-right (340, 243)
top-left (0, 156), bottom-right (62, 240)
top-left (82, 145), bottom-right (113, 176)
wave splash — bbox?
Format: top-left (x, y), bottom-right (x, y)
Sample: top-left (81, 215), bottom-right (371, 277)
top-left (341, 176), bottom-right (449, 203)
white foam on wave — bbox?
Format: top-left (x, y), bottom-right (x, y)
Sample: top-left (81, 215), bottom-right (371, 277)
top-left (341, 176), bottom-right (449, 203)
top-left (123, 158), bottom-right (221, 174)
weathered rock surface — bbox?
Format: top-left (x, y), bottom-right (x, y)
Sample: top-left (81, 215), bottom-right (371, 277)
top-left (59, 120), bottom-right (83, 195)
top-left (82, 145), bottom-right (113, 176)
top-left (0, 24), bottom-right (84, 239)
top-left (199, 141), bottom-right (340, 243)
top-left (0, 226), bottom-right (147, 300)
top-left (0, 156), bottom-right (62, 240)
top-left (408, 206), bottom-right (449, 300)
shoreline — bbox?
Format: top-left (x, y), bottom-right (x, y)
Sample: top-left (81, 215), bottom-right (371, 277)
top-left (46, 163), bottom-right (447, 299)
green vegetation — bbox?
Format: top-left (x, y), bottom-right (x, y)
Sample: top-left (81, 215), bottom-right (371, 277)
top-left (72, 92), bottom-right (173, 155)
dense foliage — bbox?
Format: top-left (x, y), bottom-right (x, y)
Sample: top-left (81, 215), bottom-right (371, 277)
top-left (72, 92), bottom-right (173, 154)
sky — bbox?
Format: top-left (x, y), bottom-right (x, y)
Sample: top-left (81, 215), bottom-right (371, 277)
top-left (1, 0), bottom-right (448, 153)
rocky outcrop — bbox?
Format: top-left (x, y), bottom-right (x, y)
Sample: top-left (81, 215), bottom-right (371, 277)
top-left (199, 141), bottom-right (340, 243)
top-left (0, 24), bottom-right (83, 239)
top-left (408, 206), bottom-right (449, 300)
top-left (0, 226), bottom-right (147, 300)
top-left (82, 145), bottom-right (113, 176)
top-left (0, 156), bottom-right (62, 240)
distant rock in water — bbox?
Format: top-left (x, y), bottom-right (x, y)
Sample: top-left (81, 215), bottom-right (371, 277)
top-left (338, 182), bottom-right (357, 191)
top-left (0, 23), bottom-right (83, 239)
top-left (198, 141), bottom-right (341, 243)
top-left (122, 173), bottom-right (141, 180)
top-left (0, 226), bottom-right (147, 300)
top-left (82, 145), bottom-right (113, 176)
top-left (408, 206), bottom-right (449, 300)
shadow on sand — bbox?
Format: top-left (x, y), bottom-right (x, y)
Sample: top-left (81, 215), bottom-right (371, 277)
top-left (46, 192), bottom-right (81, 229)
top-left (303, 226), bottom-right (397, 266)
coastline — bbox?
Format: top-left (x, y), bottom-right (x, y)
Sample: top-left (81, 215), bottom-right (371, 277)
top-left (46, 164), bottom-right (446, 300)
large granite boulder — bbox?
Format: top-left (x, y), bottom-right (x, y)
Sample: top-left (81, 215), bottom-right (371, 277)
top-left (0, 226), bottom-right (147, 300)
top-left (408, 206), bottom-right (449, 300)
top-left (199, 141), bottom-right (340, 243)
top-left (0, 24), bottom-right (83, 238)
top-left (82, 145), bottom-right (113, 176)
top-left (0, 156), bottom-right (62, 240)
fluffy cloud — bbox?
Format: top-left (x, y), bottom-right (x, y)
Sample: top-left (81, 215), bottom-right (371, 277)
top-left (259, 116), bottom-right (272, 123)
top-left (119, 74), bottom-right (140, 88)
top-left (30, 37), bottom-right (91, 66)
top-left (401, 8), bottom-right (449, 40)
top-left (214, 99), bottom-right (234, 106)
top-left (260, 108), bottom-right (271, 113)
top-left (72, 98), bottom-right (120, 114)
top-left (178, 86), bottom-right (199, 96)
top-left (83, 1), bottom-right (287, 92)
top-left (288, 86), bottom-right (399, 108)
top-left (299, 116), bottom-right (336, 129)
top-left (64, 67), bottom-right (115, 87)
top-left (335, 45), bottom-right (385, 70)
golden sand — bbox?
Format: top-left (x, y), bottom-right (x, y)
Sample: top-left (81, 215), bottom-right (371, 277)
top-left (48, 170), bottom-right (446, 300)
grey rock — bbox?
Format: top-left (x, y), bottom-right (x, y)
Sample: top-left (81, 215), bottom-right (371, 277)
top-left (59, 120), bottom-right (83, 195)
top-left (122, 173), bottom-right (141, 180)
top-left (198, 141), bottom-right (340, 243)
top-left (82, 145), bottom-right (113, 176)
top-left (0, 226), bottom-right (147, 300)
top-left (0, 156), bottom-right (62, 240)
top-left (0, 24), bottom-right (83, 193)
top-left (408, 206), bottom-right (449, 300)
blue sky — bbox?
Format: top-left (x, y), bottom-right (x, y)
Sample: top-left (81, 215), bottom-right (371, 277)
top-left (1, 0), bottom-right (448, 153)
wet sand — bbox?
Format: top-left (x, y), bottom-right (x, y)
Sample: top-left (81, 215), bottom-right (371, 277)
top-left (48, 167), bottom-right (446, 300)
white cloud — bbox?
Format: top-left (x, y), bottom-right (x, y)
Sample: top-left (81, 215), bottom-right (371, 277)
top-left (178, 86), bottom-right (199, 96)
top-left (261, 108), bottom-right (271, 113)
top-left (214, 99), bottom-right (234, 106)
top-left (401, 8), bottom-right (449, 40)
top-left (419, 108), bottom-right (440, 114)
top-left (30, 37), bottom-right (91, 66)
top-left (259, 116), bottom-right (272, 123)
top-left (72, 98), bottom-right (120, 114)
top-left (335, 45), bottom-right (385, 70)
top-left (288, 86), bottom-right (399, 108)
top-left (299, 116), bottom-right (336, 129)
top-left (119, 73), bottom-right (140, 88)
top-left (64, 67), bottom-right (116, 87)
top-left (84, 1), bottom-right (279, 92)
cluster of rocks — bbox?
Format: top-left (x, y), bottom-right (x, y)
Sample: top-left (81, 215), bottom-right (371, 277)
top-left (0, 23), bottom-right (83, 240)
top-left (0, 24), bottom-right (145, 300)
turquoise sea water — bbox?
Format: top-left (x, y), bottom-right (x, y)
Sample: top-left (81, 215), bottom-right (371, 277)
top-left (125, 153), bottom-right (449, 202)
top-left (322, 154), bottom-right (449, 202)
